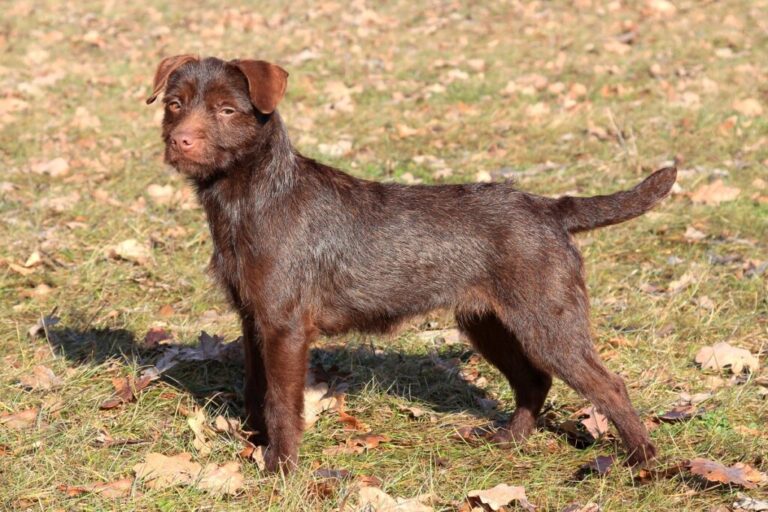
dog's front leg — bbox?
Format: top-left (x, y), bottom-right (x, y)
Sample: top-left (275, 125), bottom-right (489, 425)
top-left (260, 320), bottom-right (310, 472)
top-left (240, 313), bottom-right (269, 446)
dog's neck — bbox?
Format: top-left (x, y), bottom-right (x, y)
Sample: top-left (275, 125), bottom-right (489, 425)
top-left (193, 110), bottom-right (297, 200)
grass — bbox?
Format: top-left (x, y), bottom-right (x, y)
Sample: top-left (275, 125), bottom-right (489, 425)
top-left (1, 0), bottom-right (767, 510)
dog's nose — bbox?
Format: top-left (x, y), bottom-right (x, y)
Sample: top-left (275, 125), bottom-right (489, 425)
top-left (171, 131), bottom-right (197, 151)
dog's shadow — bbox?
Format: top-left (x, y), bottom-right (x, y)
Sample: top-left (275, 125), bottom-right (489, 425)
top-left (45, 324), bottom-right (504, 423)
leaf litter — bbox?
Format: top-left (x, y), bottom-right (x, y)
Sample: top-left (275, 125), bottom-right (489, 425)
top-left (133, 452), bottom-right (244, 496)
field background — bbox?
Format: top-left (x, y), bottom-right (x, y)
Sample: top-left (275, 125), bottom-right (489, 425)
top-left (1, 0), bottom-right (767, 510)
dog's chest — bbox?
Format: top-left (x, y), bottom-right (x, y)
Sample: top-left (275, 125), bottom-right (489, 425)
top-left (202, 193), bottom-right (261, 305)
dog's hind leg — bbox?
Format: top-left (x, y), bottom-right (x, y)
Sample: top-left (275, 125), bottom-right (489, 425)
top-left (500, 300), bottom-right (656, 465)
top-left (456, 311), bottom-right (552, 443)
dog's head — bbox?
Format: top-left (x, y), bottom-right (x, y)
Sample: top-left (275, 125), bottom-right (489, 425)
top-left (146, 55), bottom-right (288, 179)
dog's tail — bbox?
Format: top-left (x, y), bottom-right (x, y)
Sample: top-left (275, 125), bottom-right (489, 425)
top-left (552, 167), bottom-right (677, 233)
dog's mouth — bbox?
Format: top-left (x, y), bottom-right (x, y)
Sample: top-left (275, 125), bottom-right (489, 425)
top-left (164, 144), bottom-right (216, 175)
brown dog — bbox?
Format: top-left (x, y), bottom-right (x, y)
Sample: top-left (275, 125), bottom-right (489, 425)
top-left (147, 55), bottom-right (676, 472)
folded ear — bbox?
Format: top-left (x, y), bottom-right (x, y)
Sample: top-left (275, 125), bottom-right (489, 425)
top-left (146, 54), bottom-right (198, 104)
top-left (230, 59), bottom-right (288, 114)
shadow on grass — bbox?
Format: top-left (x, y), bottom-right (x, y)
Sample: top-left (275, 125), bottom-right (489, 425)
top-left (45, 324), bottom-right (504, 423)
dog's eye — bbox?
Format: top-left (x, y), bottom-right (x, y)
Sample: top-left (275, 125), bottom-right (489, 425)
top-left (167, 100), bottom-right (182, 112)
top-left (219, 107), bottom-right (236, 116)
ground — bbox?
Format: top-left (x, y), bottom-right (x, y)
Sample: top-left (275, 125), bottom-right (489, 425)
top-left (1, 0), bottom-right (767, 510)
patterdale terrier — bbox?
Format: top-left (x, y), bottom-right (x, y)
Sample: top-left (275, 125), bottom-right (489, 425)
top-left (147, 55), bottom-right (676, 471)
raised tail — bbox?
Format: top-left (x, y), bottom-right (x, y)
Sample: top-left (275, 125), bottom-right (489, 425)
top-left (553, 167), bottom-right (677, 233)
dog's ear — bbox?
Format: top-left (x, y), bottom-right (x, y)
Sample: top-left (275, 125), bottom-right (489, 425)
top-left (230, 60), bottom-right (288, 114)
top-left (146, 54), bottom-right (198, 104)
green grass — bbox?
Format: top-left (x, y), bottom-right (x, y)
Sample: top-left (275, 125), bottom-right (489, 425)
top-left (1, 0), bottom-right (767, 510)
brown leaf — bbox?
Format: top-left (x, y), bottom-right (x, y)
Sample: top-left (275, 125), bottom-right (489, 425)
top-left (357, 474), bottom-right (383, 487)
top-left (336, 395), bottom-right (369, 432)
top-left (683, 225), bottom-right (707, 242)
top-left (695, 342), bottom-right (759, 374)
top-left (19, 365), bottom-right (63, 391)
top-left (686, 458), bottom-right (767, 489)
top-left (106, 239), bottom-right (152, 265)
top-left (90, 428), bottom-right (147, 448)
top-left (575, 406), bottom-right (609, 439)
top-left (186, 408), bottom-right (213, 456)
top-left (146, 184), bottom-right (176, 205)
top-left (733, 98), bottom-right (764, 117)
top-left (0, 408), bottom-right (41, 430)
top-left (466, 483), bottom-right (535, 511)
top-left (143, 327), bottom-right (172, 348)
top-left (357, 487), bottom-right (434, 512)
top-left (197, 461), bottom-right (244, 496)
top-left (58, 478), bottom-right (134, 498)
top-left (27, 315), bottom-right (59, 339)
top-left (573, 455), bottom-right (616, 480)
top-left (100, 371), bottom-right (160, 410)
top-left (304, 382), bottom-right (339, 428)
top-left (239, 445), bottom-right (266, 471)
top-left (655, 404), bottom-right (700, 423)
top-left (634, 461), bottom-right (687, 484)
top-left (690, 180), bottom-right (741, 205)
top-left (134, 452), bottom-right (201, 489)
top-left (323, 433), bottom-right (390, 456)
top-left (31, 157), bottom-right (69, 177)
top-left (561, 504), bottom-right (600, 512)
top-left (158, 304), bottom-right (175, 317)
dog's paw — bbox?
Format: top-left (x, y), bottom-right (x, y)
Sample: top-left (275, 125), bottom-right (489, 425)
top-left (625, 442), bottom-right (657, 467)
top-left (263, 446), bottom-right (299, 473)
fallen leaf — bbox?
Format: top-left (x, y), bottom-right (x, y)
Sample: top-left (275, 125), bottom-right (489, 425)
top-left (656, 404), bottom-right (700, 423)
top-left (58, 478), bottom-right (134, 498)
top-left (323, 433), bottom-right (390, 455)
top-left (466, 483), bottom-right (535, 511)
top-left (574, 406), bottom-right (609, 439)
top-left (667, 271), bottom-right (696, 293)
top-left (683, 226), bottom-right (706, 242)
top-left (153, 331), bottom-right (242, 372)
top-left (475, 170), bottom-right (492, 183)
top-left (158, 304), bottom-right (175, 317)
top-left (561, 504), bottom-right (600, 512)
top-left (213, 415), bottom-right (241, 435)
top-left (100, 371), bottom-right (160, 410)
top-left (733, 98), bottom-right (764, 117)
top-left (357, 486), bottom-right (434, 512)
top-left (107, 239), bottom-right (151, 265)
top-left (318, 140), bottom-right (353, 157)
top-left (644, 0), bottom-right (677, 16)
top-left (686, 458), bottom-right (767, 489)
top-left (24, 251), bottom-right (42, 268)
top-left (695, 342), bottom-right (759, 374)
top-left (197, 461), bottom-right (244, 496)
top-left (415, 328), bottom-right (463, 346)
top-left (187, 408), bottom-right (213, 456)
top-left (398, 405), bottom-right (437, 421)
top-left (146, 184), bottom-right (175, 205)
top-left (239, 445), bottom-right (266, 471)
top-left (31, 157), bottom-right (69, 177)
top-left (134, 452), bottom-right (201, 489)
top-left (733, 494), bottom-right (768, 511)
top-left (358, 474), bottom-right (383, 487)
top-left (336, 395), bottom-right (369, 432)
top-left (304, 381), bottom-right (339, 428)
top-left (573, 455), bottom-right (616, 480)
top-left (19, 365), bottom-right (63, 391)
top-left (0, 408), bottom-right (41, 430)
top-left (690, 180), bottom-right (741, 205)
top-left (90, 428), bottom-right (147, 448)
top-left (143, 327), bottom-right (172, 348)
